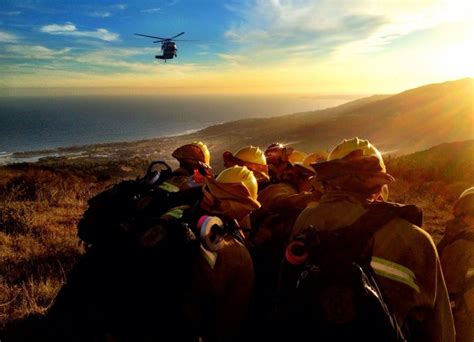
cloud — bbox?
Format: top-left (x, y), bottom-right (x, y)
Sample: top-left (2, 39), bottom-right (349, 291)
top-left (111, 4), bottom-right (127, 10)
top-left (141, 8), bottom-right (160, 13)
top-left (216, 53), bottom-right (248, 66)
top-left (0, 11), bottom-right (21, 16)
top-left (0, 31), bottom-right (20, 43)
top-left (90, 11), bottom-right (111, 18)
top-left (0, 44), bottom-right (207, 85)
top-left (224, 0), bottom-right (472, 60)
top-left (41, 23), bottom-right (76, 33)
top-left (2, 45), bottom-right (72, 59)
top-left (224, 0), bottom-right (387, 60)
top-left (40, 22), bottom-right (119, 41)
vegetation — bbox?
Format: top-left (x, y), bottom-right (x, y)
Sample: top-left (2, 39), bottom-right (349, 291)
top-left (0, 161), bottom-right (148, 336)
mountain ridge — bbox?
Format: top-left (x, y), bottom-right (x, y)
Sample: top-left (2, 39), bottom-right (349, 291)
top-left (192, 77), bottom-right (473, 165)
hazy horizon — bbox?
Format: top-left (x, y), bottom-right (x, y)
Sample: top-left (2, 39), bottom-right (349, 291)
top-left (0, 93), bottom-right (361, 154)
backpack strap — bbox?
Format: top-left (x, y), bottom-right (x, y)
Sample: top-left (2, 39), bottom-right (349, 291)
top-left (348, 201), bottom-right (422, 245)
top-left (306, 201), bottom-right (423, 263)
top-left (438, 230), bottom-right (474, 255)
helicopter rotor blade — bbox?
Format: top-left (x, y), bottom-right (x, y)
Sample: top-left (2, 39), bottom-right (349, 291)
top-left (172, 39), bottom-right (199, 42)
top-left (134, 33), bottom-right (166, 40)
top-left (170, 32), bottom-right (185, 39)
top-left (153, 40), bottom-right (165, 43)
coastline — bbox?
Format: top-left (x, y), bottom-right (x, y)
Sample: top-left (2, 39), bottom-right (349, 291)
top-left (0, 127), bottom-right (207, 166)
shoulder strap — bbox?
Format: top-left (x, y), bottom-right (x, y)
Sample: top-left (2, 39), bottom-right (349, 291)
top-left (438, 230), bottom-right (474, 255)
top-left (310, 202), bottom-right (423, 261)
top-left (351, 201), bottom-right (423, 241)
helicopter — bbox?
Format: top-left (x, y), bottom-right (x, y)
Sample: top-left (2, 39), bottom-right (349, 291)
top-left (134, 32), bottom-right (195, 61)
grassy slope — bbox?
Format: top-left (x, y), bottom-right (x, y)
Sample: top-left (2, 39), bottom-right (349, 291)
top-left (386, 140), bottom-right (474, 240)
top-left (0, 161), bottom-right (148, 331)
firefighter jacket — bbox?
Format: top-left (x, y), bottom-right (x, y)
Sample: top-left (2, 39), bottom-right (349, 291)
top-left (252, 182), bottom-right (319, 248)
top-left (439, 218), bottom-right (474, 342)
top-left (190, 234), bottom-right (254, 341)
top-left (292, 191), bottom-right (455, 342)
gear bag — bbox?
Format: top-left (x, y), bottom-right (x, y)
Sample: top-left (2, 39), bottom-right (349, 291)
top-left (77, 161), bottom-right (204, 248)
top-left (48, 204), bottom-right (202, 342)
top-left (273, 201), bottom-right (423, 342)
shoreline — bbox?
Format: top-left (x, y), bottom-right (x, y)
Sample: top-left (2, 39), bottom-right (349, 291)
top-left (0, 127), bottom-right (206, 166)
top-left (0, 94), bottom-right (368, 165)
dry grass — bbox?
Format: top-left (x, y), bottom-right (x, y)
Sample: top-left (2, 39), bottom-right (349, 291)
top-left (0, 166), bottom-right (101, 333)
top-left (0, 161), bottom-right (148, 335)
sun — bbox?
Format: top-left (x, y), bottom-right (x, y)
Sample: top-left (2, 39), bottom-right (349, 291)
top-left (436, 0), bottom-right (474, 78)
top-left (438, 21), bottom-right (474, 78)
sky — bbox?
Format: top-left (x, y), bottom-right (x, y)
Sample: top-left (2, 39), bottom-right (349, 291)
top-left (0, 0), bottom-right (473, 96)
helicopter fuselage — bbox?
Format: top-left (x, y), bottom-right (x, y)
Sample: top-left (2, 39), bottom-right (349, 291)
top-left (156, 41), bottom-right (177, 60)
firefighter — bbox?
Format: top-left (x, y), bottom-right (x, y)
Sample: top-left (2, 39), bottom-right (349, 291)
top-left (292, 137), bottom-right (455, 341)
top-left (223, 145), bottom-right (270, 184)
top-left (253, 150), bottom-right (327, 246)
top-left (264, 143), bottom-right (294, 183)
top-left (187, 165), bottom-right (260, 341)
top-left (222, 145), bottom-right (270, 230)
top-left (172, 141), bottom-right (211, 175)
top-left (246, 150), bottom-right (327, 338)
top-left (160, 141), bottom-right (212, 192)
top-left (439, 187), bottom-right (474, 342)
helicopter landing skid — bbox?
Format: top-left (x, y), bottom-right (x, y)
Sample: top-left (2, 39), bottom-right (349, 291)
top-left (156, 55), bottom-right (170, 62)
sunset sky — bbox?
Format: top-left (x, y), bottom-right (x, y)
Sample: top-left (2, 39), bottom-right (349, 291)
top-left (1, 0), bottom-right (473, 95)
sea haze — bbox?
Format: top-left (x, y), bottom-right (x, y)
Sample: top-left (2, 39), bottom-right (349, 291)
top-left (0, 94), bottom-right (359, 153)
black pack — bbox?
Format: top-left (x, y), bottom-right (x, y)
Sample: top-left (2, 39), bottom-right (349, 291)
top-left (78, 161), bottom-right (204, 248)
top-left (272, 202), bottom-right (422, 342)
top-left (48, 162), bottom-right (226, 341)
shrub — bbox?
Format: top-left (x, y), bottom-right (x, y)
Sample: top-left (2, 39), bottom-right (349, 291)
top-left (0, 201), bottom-right (35, 235)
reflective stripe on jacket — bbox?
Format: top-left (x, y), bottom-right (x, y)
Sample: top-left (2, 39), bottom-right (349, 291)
top-left (292, 191), bottom-right (455, 342)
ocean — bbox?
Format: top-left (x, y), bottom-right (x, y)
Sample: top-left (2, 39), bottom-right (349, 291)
top-left (0, 94), bottom-right (358, 155)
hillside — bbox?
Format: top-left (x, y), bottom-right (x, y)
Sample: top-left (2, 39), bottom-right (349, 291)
top-left (194, 78), bottom-right (473, 167)
top-left (386, 140), bottom-right (474, 240)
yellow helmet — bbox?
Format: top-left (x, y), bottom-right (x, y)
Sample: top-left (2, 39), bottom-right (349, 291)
top-left (234, 146), bottom-right (267, 166)
top-left (223, 145), bottom-right (269, 182)
top-left (216, 166), bottom-right (258, 201)
top-left (453, 187), bottom-right (474, 217)
top-left (172, 141), bottom-right (210, 167)
top-left (288, 150), bottom-right (307, 165)
top-left (329, 137), bottom-right (386, 172)
top-left (193, 141), bottom-right (211, 165)
top-left (302, 151), bottom-right (328, 170)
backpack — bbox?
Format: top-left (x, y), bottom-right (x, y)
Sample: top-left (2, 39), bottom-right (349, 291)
top-left (272, 201), bottom-right (423, 342)
top-left (77, 161), bottom-right (204, 248)
top-left (48, 204), bottom-right (203, 341)
top-left (49, 187), bottom-right (210, 341)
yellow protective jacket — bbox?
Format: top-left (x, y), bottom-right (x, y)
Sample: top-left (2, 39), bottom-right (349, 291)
top-left (292, 191), bottom-right (455, 342)
top-left (258, 182), bottom-right (319, 213)
top-left (439, 219), bottom-right (474, 342)
top-left (157, 205), bottom-right (254, 341)
top-left (190, 235), bottom-right (254, 342)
